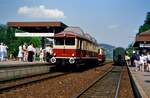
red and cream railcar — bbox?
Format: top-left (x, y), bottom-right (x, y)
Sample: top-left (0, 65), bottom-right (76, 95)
top-left (50, 27), bottom-right (104, 66)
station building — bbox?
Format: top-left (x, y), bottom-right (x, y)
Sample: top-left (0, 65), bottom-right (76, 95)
top-left (133, 30), bottom-right (150, 54)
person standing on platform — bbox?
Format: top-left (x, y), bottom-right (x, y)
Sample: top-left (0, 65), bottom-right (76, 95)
top-left (147, 52), bottom-right (150, 72)
top-left (27, 44), bottom-right (34, 62)
top-left (18, 45), bottom-right (23, 61)
top-left (32, 45), bottom-right (36, 61)
top-left (0, 43), bottom-right (4, 61)
top-left (3, 44), bottom-right (8, 61)
top-left (45, 44), bottom-right (53, 62)
top-left (132, 51), bottom-right (140, 71)
top-left (125, 54), bottom-right (130, 66)
top-left (23, 43), bottom-right (28, 62)
top-left (139, 54), bottom-right (145, 72)
top-left (143, 53), bottom-right (148, 71)
top-left (39, 47), bottom-right (44, 62)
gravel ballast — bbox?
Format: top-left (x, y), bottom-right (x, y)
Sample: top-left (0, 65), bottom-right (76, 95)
top-left (0, 63), bottom-right (112, 98)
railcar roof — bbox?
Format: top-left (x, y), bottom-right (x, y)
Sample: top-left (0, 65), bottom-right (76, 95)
top-left (54, 27), bottom-right (98, 44)
top-left (84, 33), bottom-right (92, 41)
top-left (54, 27), bottom-right (85, 38)
top-left (64, 27), bottom-right (85, 36)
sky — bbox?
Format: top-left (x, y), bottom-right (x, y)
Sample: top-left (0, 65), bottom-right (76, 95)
top-left (0, 0), bottom-right (150, 48)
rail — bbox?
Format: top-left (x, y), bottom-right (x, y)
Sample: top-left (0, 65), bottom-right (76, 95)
top-left (72, 66), bottom-right (113, 98)
top-left (114, 66), bottom-right (123, 98)
top-left (0, 71), bottom-right (70, 92)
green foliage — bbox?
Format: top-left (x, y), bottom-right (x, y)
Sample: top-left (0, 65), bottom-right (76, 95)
top-left (139, 12), bottom-right (150, 33)
top-left (126, 48), bottom-right (134, 57)
top-left (144, 12), bottom-right (150, 25)
top-left (126, 43), bottom-right (135, 57)
top-left (0, 25), bottom-right (41, 57)
top-left (139, 24), bottom-right (150, 33)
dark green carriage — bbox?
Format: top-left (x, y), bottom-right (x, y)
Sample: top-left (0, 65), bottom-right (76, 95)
top-left (113, 47), bottom-right (125, 65)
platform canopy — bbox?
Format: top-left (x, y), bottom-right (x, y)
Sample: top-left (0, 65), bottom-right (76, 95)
top-left (7, 21), bottom-right (68, 37)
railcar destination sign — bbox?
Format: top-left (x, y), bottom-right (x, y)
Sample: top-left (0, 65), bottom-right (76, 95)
top-left (139, 43), bottom-right (150, 48)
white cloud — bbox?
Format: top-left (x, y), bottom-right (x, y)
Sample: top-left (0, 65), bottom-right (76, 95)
top-left (108, 24), bottom-right (119, 29)
top-left (18, 5), bottom-right (65, 18)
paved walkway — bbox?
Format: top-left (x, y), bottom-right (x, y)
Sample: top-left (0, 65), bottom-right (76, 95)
top-left (129, 66), bottom-right (150, 98)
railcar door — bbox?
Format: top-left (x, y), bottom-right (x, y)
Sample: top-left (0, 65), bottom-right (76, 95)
top-left (53, 37), bottom-right (65, 57)
top-left (80, 39), bottom-right (82, 58)
top-left (65, 37), bottom-right (76, 57)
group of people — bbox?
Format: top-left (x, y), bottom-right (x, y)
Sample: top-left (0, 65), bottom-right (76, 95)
top-left (0, 42), bottom-right (53, 62)
top-left (126, 51), bottom-right (150, 72)
top-left (39, 44), bottom-right (53, 62)
top-left (18, 43), bottom-right (36, 62)
top-left (0, 43), bottom-right (8, 61)
top-left (18, 43), bottom-right (53, 62)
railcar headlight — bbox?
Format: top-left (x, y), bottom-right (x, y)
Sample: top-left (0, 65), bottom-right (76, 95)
top-left (72, 53), bottom-right (75, 57)
top-left (69, 57), bottom-right (75, 64)
top-left (50, 57), bottom-right (56, 63)
top-left (53, 53), bottom-right (56, 56)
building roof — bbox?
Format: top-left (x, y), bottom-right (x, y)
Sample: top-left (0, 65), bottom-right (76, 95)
top-left (7, 21), bottom-right (68, 33)
top-left (139, 29), bottom-right (150, 35)
top-left (7, 21), bottom-right (67, 27)
top-left (136, 30), bottom-right (150, 41)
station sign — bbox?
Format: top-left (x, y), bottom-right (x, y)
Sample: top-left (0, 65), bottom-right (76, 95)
top-left (15, 32), bottom-right (54, 37)
top-left (139, 43), bottom-right (150, 48)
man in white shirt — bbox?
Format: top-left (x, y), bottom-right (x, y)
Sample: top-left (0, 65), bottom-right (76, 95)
top-left (27, 44), bottom-right (34, 62)
top-left (139, 54), bottom-right (145, 72)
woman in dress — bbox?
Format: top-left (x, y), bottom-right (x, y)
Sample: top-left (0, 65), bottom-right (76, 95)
top-left (18, 45), bottom-right (23, 61)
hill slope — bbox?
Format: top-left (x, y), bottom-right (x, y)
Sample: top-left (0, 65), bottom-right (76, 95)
top-left (99, 43), bottom-right (115, 60)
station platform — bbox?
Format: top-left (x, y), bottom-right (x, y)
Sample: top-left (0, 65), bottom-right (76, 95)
top-left (0, 61), bottom-right (50, 68)
top-left (0, 61), bottom-right (52, 81)
top-left (128, 66), bottom-right (150, 98)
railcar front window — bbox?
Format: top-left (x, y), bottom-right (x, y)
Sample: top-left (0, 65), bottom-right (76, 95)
top-left (65, 38), bottom-right (75, 45)
top-left (54, 38), bottom-right (64, 45)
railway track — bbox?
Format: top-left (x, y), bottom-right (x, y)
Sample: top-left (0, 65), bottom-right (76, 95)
top-left (0, 68), bottom-right (69, 93)
top-left (73, 65), bottom-right (135, 98)
top-left (73, 66), bottom-right (123, 98)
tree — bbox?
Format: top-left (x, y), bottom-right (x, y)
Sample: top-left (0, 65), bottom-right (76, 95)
top-left (126, 43), bottom-right (135, 57)
top-left (0, 25), bottom-right (41, 58)
top-left (144, 12), bottom-right (150, 25)
top-left (139, 12), bottom-right (150, 33)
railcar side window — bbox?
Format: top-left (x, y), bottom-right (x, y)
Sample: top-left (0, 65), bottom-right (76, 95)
top-left (65, 38), bottom-right (75, 45)
top-left (54, 38), bottom-right (64, 45)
